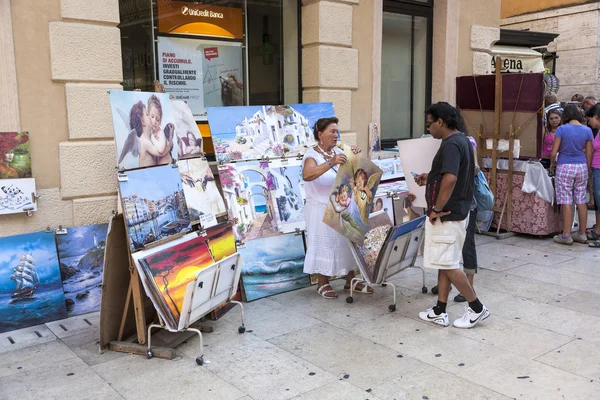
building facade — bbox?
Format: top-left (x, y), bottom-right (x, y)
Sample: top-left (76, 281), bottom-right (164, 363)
top-left (0, 0), bottom-right (501, 237)
top-left (501, 0), bottom-right (600, 100)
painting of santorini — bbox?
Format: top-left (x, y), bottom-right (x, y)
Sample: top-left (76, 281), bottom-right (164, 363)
top-left (218, 161), bottom-right (280, 242)
top-left (179, 157), bottom-right (227, 228)
top-left (206, 102), bottom-right (335, 162)
top-left (267, 158), bottom-right (306, 233)
top-left (0, 178), bottom-right (37, 215)
top-left (0, 231), bottom-right (67, 333)
top-left (118, 164), bottom-right (191, 251)
top-left (238, 233), bottom-right (309, 301)
top-left (109, 90), bottom-right (179, 171)
top-left (56, 224), bottom-right (108, 317)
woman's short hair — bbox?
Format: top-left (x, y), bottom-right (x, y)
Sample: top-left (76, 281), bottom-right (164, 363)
top-left (425, 102), bottom-right (464, 131)
top-left (562, 104), bottom-right (585, 124)
top-left (313, 117), bottom-right (339, 141)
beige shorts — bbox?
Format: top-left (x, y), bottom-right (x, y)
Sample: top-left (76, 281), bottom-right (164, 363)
top-left (423, 217), bottom-right (468, 270)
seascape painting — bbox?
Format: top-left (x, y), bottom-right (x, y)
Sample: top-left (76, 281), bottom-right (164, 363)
top-left (172, 100), bottom-right (203, 159)
top-left (267, 158), bottom-right (306, 233)
top-left (0, 178), bottom-right (36, 215)
top-left (238, 233), bottom-right (309, 302)
top-left (207, 102), bottom-right (334, 162)
top-left (0, 132), bottom-right (31, 179)
top-left (218, 161), bottom-right (280, 242)
top-left (0, 231), bottom-right (67, 333)
top-left (119, 164), bottom-right (191, 251)
top-left (138, 236), bottom-right (215, 322)
top-left (323, 144), bottom-right (383, 244)
top-left (178, 157), bottom-right (226, 228)
top-left (56, 224), bottom-right (108, 317)
top-left (109, 90), bottom-right (179, 170)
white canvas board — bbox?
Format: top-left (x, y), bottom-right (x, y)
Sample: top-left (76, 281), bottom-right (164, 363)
top-left (397, 137), bottom-right (441, 208)
top-left (0, 178), bottom-right (36, 215)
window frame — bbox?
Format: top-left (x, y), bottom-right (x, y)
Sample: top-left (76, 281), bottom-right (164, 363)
top-left (381, 0), bottom-right (433, 147)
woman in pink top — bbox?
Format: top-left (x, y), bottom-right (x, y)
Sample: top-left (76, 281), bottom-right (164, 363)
top-left (585, 104), bottom-right (600, 246)
top-left (542, 109), bottom-right (561, 168)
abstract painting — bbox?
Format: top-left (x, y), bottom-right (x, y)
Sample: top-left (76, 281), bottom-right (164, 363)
top-left (218, 161), bottom-right (280, 242)
top-left (268, 158), bottom-right (306, 233)
top-left (0, 178), bottom-right (36, 215)
top-left (351, 212), bottom-right (393, 284)
top-left (323, 144), bottom-right (383, 244)
top-left (109, 90), bottom-right (179, 170)
top-left (0, 132), bottom-right (31, 179)
top-left (0, 231), bottom-right (67, 333)
top-left (207, 102), bottom-right (334, 162)
top-left (138, 236), bottom-right (215, 325)
top-left (178, 157), bottom-right (226, 228)
top-left (118, 164), bottom-right (191, 251)
top-left (238, 233), bottom-right (309, 301)
top-left (56, 224), bottom-right (108, 317)
top-left (172, 100), bottom-right (203, 159)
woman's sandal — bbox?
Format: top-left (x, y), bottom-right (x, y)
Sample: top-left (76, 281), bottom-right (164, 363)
top-left (588, 230), bottom-right (600, 241)
top-left (588, 240), bottom-right (600, 248)
top-left (343, 281), bottom-right (373, 294)
top-left (317, 284), bottom-right (338, 299)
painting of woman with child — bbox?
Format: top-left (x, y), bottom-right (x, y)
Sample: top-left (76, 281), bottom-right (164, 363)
top-left (109, 91), bottom-right (180, 170)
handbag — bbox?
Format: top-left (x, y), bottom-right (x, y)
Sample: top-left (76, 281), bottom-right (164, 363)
top-left (474, 170), bottom-right (494, 211)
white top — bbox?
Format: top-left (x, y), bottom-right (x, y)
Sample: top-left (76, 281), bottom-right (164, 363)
top-left (302, 147), bottom-right (343, 205)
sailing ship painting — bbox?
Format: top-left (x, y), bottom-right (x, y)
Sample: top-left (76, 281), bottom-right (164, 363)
top-left (0, 231), bottom-right (67, 333)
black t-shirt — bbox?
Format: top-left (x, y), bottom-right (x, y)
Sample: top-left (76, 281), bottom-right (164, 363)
top-left (425, 132), bottom-right (474, 222)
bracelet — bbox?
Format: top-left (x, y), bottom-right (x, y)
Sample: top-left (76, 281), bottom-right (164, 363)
top-left (432, 208), bottom-right (443, 213)
top-left (327, 159), bottom-right (332, 167)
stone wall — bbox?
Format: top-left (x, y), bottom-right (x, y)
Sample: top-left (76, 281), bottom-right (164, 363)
top-left (502, 2), bottom-right (600, 100)
top-left (0, 0), bottom-right (121, 238)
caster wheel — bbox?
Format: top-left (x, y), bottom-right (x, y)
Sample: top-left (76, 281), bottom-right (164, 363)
top-left (422, 286), bottom-right (428, 294)
top-left (431, 286), bottom-right (438, 295)
top-left (146, 349), bottom-right (153, 359)
top-left (381, 283), bottom-right (387, 287)
top-left (388, 304), bottom-right (397, 312)
top-left (196, 356), bottom-right (204, 366)
top-left (346, 296), bottom-right (354, 304)
top-left (238, 325), bottom-right (246, 334)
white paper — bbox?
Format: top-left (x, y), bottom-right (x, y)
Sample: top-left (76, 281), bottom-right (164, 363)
top-left (397, 137), bottom-right (441, 208)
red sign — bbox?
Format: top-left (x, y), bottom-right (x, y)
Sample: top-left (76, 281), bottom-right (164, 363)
top-left (204, 47), bottom-right (219, 61)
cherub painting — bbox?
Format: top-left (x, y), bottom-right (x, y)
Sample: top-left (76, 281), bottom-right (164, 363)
top-left (323, 144), bottom-right (383, 244)
top-left (109, 91), bottom-right (178, 170)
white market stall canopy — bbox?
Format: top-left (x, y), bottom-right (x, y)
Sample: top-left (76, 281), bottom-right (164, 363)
top-left (490, 45), bottom-right (545, 74)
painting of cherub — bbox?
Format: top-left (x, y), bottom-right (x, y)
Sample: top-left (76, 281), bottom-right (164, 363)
top-left (323, 144), bottom-right (383, 244)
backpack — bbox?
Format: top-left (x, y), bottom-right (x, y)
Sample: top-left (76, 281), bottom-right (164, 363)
top-left (473, 170), bottom-right (494, 211)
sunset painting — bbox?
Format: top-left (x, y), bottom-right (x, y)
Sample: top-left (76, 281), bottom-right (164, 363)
top-left (139, 236), bottom-right (215, 320)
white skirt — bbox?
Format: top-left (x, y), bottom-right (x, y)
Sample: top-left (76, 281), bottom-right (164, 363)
top-left (303, 199), bottom-right (357, 277)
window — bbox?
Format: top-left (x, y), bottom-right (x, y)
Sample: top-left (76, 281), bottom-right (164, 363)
top-left (380, 0), bottom-right (432, 147)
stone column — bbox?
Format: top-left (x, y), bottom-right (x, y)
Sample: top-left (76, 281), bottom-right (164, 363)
top-left (301, 0), bottom-right (359, 146)
top-left (50, 0), bottom-right (123, 226)
top-left (0, 0), bottom-right (20, 131)
top-left (432, 0), bottom-right (460, 103)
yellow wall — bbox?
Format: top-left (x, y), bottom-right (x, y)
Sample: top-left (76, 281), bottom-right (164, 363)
top-left (459, 0), bottom-right (502, 76)
top-left (502, 0), bottom-right (591, 18)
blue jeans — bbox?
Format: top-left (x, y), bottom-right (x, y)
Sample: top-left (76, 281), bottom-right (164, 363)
top-left (592, 168), bottom-right (600, 207)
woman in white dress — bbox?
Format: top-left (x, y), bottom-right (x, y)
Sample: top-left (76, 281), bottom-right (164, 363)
top-left (302, 117), bottom-right (373, 299)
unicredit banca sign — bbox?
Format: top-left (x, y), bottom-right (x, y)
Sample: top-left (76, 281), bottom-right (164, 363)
top-left (158, 1), bottom-right (243, 39)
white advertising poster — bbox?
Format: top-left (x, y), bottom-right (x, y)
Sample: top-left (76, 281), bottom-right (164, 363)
top-left (158, 36), bottom-right (243, 121)
top-left (397, 137), bottom-right (441, 209)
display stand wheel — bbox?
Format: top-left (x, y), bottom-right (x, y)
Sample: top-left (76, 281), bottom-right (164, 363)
top-left (421, 286), bottom-right (428, 294)
top-left (381, 283), bottom-right (387, 287)
top-left (346, 296), bottom-right (354, 304)
top-left (388, 304), bottom-right (396, 312)
top-left (196, 356), bottom-right (204, 366)
top-left (146, 349), bottom-right (153, 359)
top-left (238, 324), bottom-right (246, 334)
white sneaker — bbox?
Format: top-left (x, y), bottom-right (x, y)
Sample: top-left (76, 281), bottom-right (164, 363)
top-left (418, 308), bottom-right (449, 327)
top-left (452, 305), bottom-right (490, 329)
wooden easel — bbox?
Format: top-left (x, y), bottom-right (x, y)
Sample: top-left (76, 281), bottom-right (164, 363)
top-left (477, 57), bottom-right (516, 239)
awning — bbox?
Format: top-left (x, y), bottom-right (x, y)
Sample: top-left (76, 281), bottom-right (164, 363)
top-left (490, 45), bottom-right (545, 74)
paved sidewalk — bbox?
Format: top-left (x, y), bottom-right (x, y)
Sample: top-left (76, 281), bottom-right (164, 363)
top-left (1, 233), bottom-right (599, 400)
